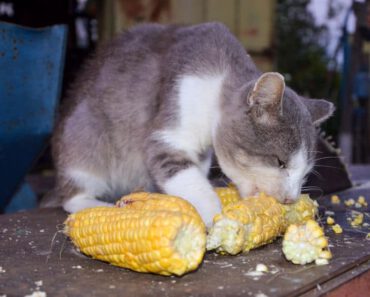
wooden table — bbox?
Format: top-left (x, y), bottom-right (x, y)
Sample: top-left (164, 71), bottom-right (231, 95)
top-left (1, 186), bottom-right (369, 297)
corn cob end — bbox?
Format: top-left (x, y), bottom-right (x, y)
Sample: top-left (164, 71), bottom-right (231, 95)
top-left (283, 219), bottom-right (332, 265)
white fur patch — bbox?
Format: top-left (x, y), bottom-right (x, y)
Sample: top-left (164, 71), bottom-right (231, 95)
top-left (154, 73), bottom-right (225, 162)
top-left (163, 166), bottom-right (222, 227)
top-left (219, 146), bottom-right (311, 202)
top-left (64, 193), bottom-right (113, 213)
top-left (66, 168), bottom-right (110, 197)
top-left (285, 147), bottom-right (311, 199)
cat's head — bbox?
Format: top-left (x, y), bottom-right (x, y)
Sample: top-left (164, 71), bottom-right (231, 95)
top-left (214, 72), bottom-right (334, 203)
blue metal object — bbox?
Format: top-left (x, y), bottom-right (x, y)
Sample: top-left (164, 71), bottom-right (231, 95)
top-left (4, 182), bottom-right (37, 213)
top-left (0, 22), bottom-right (67, 212)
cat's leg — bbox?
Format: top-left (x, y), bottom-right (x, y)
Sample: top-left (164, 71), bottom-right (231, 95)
top-left (64, 193), bottom-right (113, 212)
top-left (146, 149), bottom-right (222, 227)
top-left (60, 168), bottom-right (114, 213)
top-left (163, 166), bottom-right (222, 227)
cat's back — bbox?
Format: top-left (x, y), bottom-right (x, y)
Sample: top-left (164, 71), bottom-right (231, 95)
top-left (66, 22), bottom-right (245, 104)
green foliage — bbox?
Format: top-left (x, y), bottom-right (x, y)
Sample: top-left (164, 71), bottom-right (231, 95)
top-left (276, 0), bottom-right (340, 137)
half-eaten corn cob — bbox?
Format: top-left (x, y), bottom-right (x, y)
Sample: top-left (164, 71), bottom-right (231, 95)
top-left (214, 185), bottom-right (241, 207)
top-left (206, 192), bottom-right (317, 255)
top-left (283, 194), bottom-right (318, 227)
top-left (64, 193), bottom-right (206, 276)
top-left (283, 220), bottom-right (332, 265)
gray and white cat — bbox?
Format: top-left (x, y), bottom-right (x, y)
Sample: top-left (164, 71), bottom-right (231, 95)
top-left (44, 22), bottom-right (334, 226)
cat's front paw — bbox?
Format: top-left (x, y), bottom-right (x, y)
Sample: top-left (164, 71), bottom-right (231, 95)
top-left (196, 198), bottom-right (222, 229)
top-left (63, 194), bottom-right (114, 213)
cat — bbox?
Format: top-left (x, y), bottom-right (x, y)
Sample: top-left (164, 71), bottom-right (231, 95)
top-left (42, 22), bottom-right (334, 227)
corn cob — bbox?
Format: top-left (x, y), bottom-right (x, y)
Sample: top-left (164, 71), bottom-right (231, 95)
top-left (115, 192), bottom-right (200, 216)
top-left (207, 192), bottom-right (286, 254)
top-left (65, 188), bottom-right (320, 274)
top-left (64, 193), bottom-right (206, 276)
top-left (206, 192), bottom-right (318, 255)
top-left (283, 194), bottom-right (318, 227)
top-left (283, 220), bottom-right (332, 265)
top-left (214, 186), bottom-right (241, 207)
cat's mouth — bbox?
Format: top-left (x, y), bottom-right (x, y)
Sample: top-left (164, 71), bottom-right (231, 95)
top-left (281, 198), bottom-right (295, 204)
top-left (239, 185), bottom-right (296, 204)
top-left (236, 181), bottom-right (299, 204)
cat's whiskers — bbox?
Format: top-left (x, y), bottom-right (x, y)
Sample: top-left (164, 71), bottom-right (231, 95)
top-left (307, 150), bottom-right (322, 154)
top-left (309, 169), bottom-right (323, 180)
top-left (301, 185), bottom-right (324, 197)
top-left (313, 156), bottom-right (342, 162)
top-left (313, 164), bottom-right (344, 171)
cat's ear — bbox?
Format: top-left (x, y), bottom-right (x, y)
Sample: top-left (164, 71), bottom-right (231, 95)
top-left (304, 98), bottom-right (335, 125)
top-left (247, 72), bottom-right (285, 124)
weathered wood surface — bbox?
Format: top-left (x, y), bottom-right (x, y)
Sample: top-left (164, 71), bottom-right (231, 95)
top-left (0, 187), bottom-right (369, 297)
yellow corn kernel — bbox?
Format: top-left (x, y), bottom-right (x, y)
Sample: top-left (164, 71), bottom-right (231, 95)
top-left (207, 192), bottom-right (317, 255)
top-left (64, 193), bottom-right (206, 276)
top-left (283, 194), bottom-right (318, 227)
top-left (357, 196), bottom-right (368, 207)
top-left (255, 263), bottom-right (269, 272)
top-left (332, 224), bottom-right (343, 234)
top-left (344, 199), bottom-right (355, 206)
top-left (351, 213), bottom-right (364, 227)
top-left (283, 220), bottom-right (332, 265)
top-left (331, 195), bottom-right (340, 204)
top-left (326, 217), bottom-right (335, 225)
top-left (214, 186), bottom-right (241, 208)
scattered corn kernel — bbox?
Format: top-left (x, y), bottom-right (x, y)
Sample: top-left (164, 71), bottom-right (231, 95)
top-left (358, 196), bottom-right (368, 207)
top-left (351, 213), bottom-right (364, 227)
top-left (255, 263), bottom-right (269, 273)
top-left (358, 196), bottom-right (365, 204)
top-left (344, 199), bottom-right (355, 206)
top-left (355, 202), bottom-right (362, 208)
top-left (326, 217), bottom-right (335, 225)
top-left (283, 220), bottom-right (332, 265)
top-left (331, 195), bottom-right (340, 204)
top-left (366, 233), bottom-right (370, 240)
top-left (332, 224), bottom-right (343, 234)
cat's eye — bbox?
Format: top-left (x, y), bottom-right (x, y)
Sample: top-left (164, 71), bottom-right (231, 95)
top-left (277, 158), bottom-right (286, 169)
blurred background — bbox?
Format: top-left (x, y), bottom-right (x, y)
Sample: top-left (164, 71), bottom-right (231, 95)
top-left (0, 0), bottom-right (369, 210)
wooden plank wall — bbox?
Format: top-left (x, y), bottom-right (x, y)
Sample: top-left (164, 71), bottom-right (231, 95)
top-left (97, 0), bottom-right (276, 71)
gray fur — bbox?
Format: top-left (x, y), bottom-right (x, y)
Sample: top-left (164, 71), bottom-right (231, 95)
top-left (42, 22), bottom-right (334, 208)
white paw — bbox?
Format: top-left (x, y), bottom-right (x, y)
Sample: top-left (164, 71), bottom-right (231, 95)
top-left (197, 199), bottom-right (222, 228)
top-left (63, 194), bottom-right (114, 213)
top-left (163, 167), bottom-right (222, 227)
